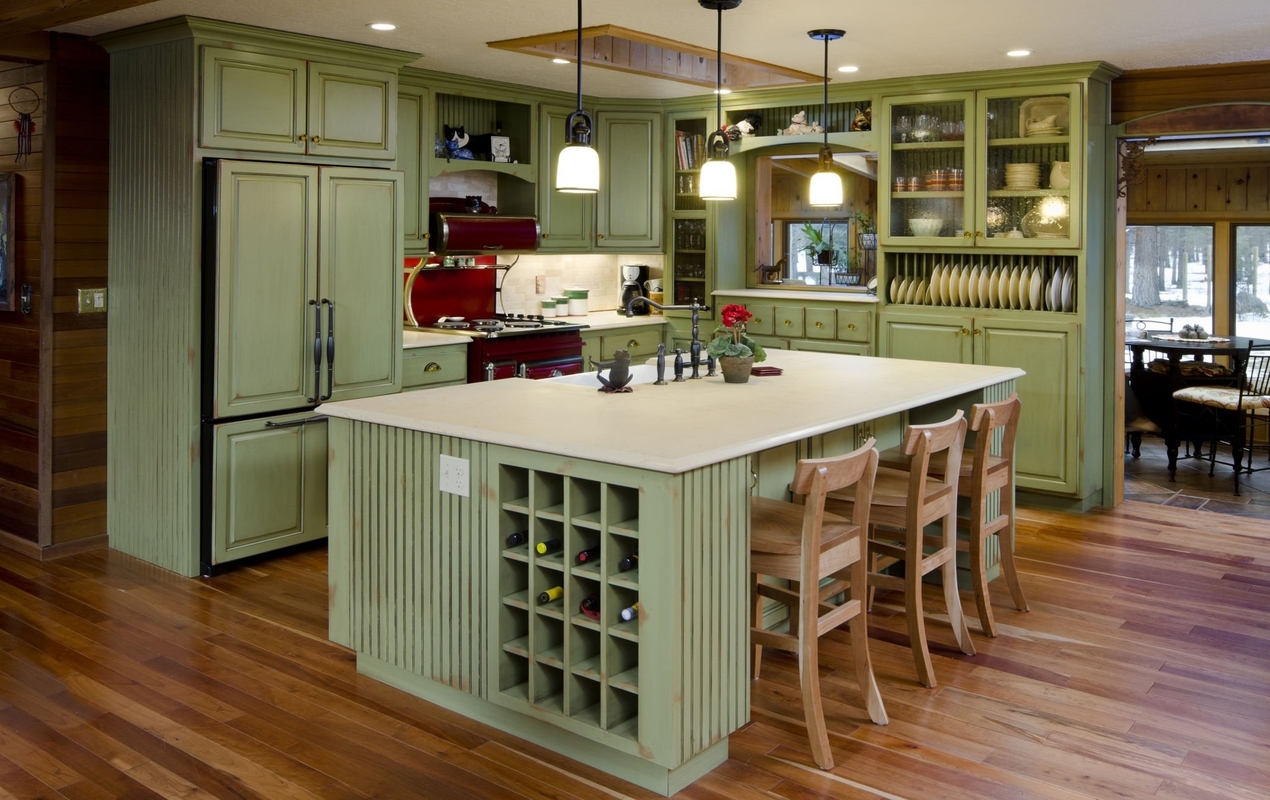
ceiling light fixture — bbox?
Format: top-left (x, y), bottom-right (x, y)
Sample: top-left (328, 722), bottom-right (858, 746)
top-left (368, 22), bottom-right (396, 31)
top-left (556, 0), bottom-right (599, 194)
top-left (698, 0), bottom-right (741, 201)
top-left (552, 57), bottom-right (571, 64)
top-left (808, 29), bottom-right (845, 208)
top-left (1006, 49), bottom-right (1032, 57)
top-left (837, 65), bottom-right (859, 73)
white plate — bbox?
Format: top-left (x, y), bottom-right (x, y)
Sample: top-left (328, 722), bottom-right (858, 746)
top-left (979, 268), bottom-right (992, 308)
top-left (1043, 273), bottom-right (1054, 310)
top-left (889, 276), bottom-right (899, 303)
top-left (968, 266), bottom-right (980, 307)
top-left (1010, 267), bottom-right (1022, 309)
top-left (916, 279), bottom-right (927, 305)
top-left (987, 268), bottom-right (999, 308)
top-left (1050, 271), bottom-right (1062, 311)
top-left (960, 269), bottom-right (972, 306)
top-left (904, 278), bottom-right (915, 304)
top-left (1062, 269), bottom-right (1074, 311)
top-left (1014, 267), bottom-right (1026, 309)
top-left (1029, 269), bottom-right (1043, 310)
top-left (997, 268), bottom-right (1010, 310)
top-left (896, 277), bottom-right (909, 304)
top-left (946, 267), bottom-right (959, 306)
top-left (929, 266), bottom-right (942, 305)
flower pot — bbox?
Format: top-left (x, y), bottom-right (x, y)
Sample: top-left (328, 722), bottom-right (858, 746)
top-left (815, 250), bottom-right (835, 267)
top-left (858, 232), bottom-right (877, 250)
top-left (719, 355), bottom-right (754, 384)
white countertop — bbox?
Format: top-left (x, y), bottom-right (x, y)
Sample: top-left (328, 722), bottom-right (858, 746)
top-left (554, 311), bottom-right (670, 332)
top-left (713, 288), bottom-right (879, 304)
top-left (403, 330), bottom-right (471, 349)
top-left (323, 349), bottom-right (1022, 474)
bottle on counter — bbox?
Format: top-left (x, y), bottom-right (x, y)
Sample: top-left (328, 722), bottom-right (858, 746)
top-left (579, 595), bottom-right (601, 620)
top-left (618, 550), bottom-right (638, 572)
top-left (538, 585), bottom-right (563, 604)
top-left (536, 538), bottom-right (562, 555)
top-left (576, 546), bottom-right (600, 564)
top-left (619, 602), bottom-right (639, 622)
top-left (506, 531), bottom-right (527, 548)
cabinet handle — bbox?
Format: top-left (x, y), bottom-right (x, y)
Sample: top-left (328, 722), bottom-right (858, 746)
top-left (308, 299), bottom-right (320, 403)
top-left (311, 135), bottom-right (321, 144)
top-left (424, 362), bottom-right (442, 373)
top-left (265, 418), bottom-right (311, 429)
top-left (974, 231), bottom-right (984, 239)
top-left (783, 319), bottom-right (792, 327)
top-left (973, 328), bottom-right (982, 336)
top-left (846, 323), bottom-right (856, 331)
top-left (597, 233), bottom-right (605, 239)
top-left (627, 339), bottom-right (639, 348)
top-left (754, 317), bottom-right (763, 324)
top-left (298, 134), bottom-right (308, 142)
top-left (814, 321), bottom-right (824, 329)
top-left (542, 233), bottom-right (550, 239)
top-left (960, 328), bottom-right (970, 336)
top-left (423, 232), bottom-right (430, 239)
top-left (962, 230), bottom-right (971, 239)
top-left (320, 299), bottom-right (335, 401)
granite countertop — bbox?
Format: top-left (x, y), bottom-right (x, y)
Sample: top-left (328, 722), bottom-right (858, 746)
top-left (322, 349), bottom-right (1022, 474)
top-left (712, 288), bottom-right (879, 304)
top-left (403, 330), bottom-right (471, 349)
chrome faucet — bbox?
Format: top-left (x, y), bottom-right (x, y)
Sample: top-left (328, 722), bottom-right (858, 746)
top-left (626, 296), bottom-right (711, 379)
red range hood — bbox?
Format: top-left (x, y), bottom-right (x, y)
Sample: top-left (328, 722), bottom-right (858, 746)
top-left (429, 195), bottom-right (540, 255)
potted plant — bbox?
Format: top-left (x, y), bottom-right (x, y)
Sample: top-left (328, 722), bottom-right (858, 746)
top-left (799, 222), bottom-right (848, 267)
top-left (853, 211), bottom-right (877, 250)
top-left (706, 304), bottom-right (768, 383)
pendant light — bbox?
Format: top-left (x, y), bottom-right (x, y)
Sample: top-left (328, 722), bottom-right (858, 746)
top-left (697, 0), bottom-right (741, 201)
top-left (808, 29), bottom-right (845, 207)
top-left (556, 0), bottom-right (599, 193)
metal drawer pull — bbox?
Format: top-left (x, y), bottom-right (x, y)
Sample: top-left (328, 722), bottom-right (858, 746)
top-left (627, 339), bottom-right (639, 348)
top-left (814, 321), bottom-right (824, 329)
top-left (783, 320), bottom-right (792, 326)
top-left (265, 418), bottom-right (310, 429)
top-left (973, 328), bottom-right (982, 336)
top-left (424, 362), bottom-right (442, 373)
top-left (311, 135), bottom-right (321, 143)
top-left (846, 323), bottom-right (856, 331)
top-left (754, 318), bottom-right (763, 324)
top-left (298, 134), bottom-right (307, 142)
top-left (960, 328), bottom-right (971, 336)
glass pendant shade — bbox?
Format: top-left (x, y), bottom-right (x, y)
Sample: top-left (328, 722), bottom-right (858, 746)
top-left (699, 158), bottom-right (737, 201)
top-left (809, 169), bottom-right (844, 207)
top-left (556, 143), bottom-right (599, 193)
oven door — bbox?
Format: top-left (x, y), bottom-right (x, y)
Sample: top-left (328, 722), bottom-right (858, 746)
top-left (519, 356), bottom-right (584, 380)
top-left (482, 360), bottom-right (519, 381)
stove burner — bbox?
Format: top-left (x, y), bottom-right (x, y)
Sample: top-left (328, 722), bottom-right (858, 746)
top-left (471, 318), bottom-right (501, 326)
top-left (436, 321), bottom-right (471, 329)
top-left (504, 320), bottom-right (543, 329)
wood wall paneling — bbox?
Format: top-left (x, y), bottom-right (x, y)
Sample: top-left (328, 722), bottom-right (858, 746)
top-left (1112, 61), bottom-right (1270, 124)
top-left (1127, 164), bottom-right (1270, 217)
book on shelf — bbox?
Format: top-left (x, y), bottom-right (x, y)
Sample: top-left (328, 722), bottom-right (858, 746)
top-left (675, 131), bottom-right (707, 171)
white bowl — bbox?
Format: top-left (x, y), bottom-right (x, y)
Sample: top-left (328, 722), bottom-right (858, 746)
top-left (908, 218), bottom-right (943, 237)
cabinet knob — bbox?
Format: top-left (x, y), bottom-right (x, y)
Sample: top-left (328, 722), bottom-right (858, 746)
top-left (783, 320), bottom-right (792, 327)
top-left (972, 328), bottom-right (982, 336)
top-left (814, 321), bottom-right (824, 329)
top-left (754, 318), bottom-right (763, 324)
top-left (298, 134), bottom-right (308, 142)
top-left (960, 328), bottom-right (970, 336)
top-left (423, 232), bottom-right (430, 239)
top-left (627, 339), bottom-right (639, 348)
top-left (962, 230), bottom-right (971, 239)
top-left (974, 231), bottom-right (984, 239)
top-left (542, 233), bottom-right (550, 239)
top-left (311, 135), bottom-right (321, 144)
top-left (597, 233), bottom-right (604, 240)
top-left (846, 323), bottom-right (856, 331)
top-left (424, 362), bottom-right (442, 373)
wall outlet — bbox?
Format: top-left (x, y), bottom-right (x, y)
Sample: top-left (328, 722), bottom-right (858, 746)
top-left (439, 454), bottom-right (470, 497)
top-left (535, 275), bottom-right (546, 294)
top-left (77, 288), bottom-right (108, 314)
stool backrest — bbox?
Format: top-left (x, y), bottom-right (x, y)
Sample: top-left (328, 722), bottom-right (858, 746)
top-left (790, 439), bottom-right (879, 559)
top-left (967, 393), bottom-right (1021, 495)
top-left (1244, 349), bottom-right (1270, 397)
top-left (901, 410), bottom-right (967, 500)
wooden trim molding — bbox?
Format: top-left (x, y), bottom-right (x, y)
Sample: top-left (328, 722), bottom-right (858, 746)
top-left (0, 527), bottom-right (104, 559)
top-left (1124, 103), bottom-right (1270, 137)
top-left (0, 0), bottom-right (162, 40)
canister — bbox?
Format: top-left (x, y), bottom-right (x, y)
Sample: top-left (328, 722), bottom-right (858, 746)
top-left (541, 298), bottom-right (557, 317)
top-left (648, 291), bottom-right (664, 315)
top-left (564, 287), bottom-right (589, 316)
top-left (553, 295), bottom-right (571, 316)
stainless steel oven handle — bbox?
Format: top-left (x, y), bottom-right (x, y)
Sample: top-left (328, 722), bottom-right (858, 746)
top-left (484, 362), bottom-right (496, 381)
top-left (517, 363), bottom-right (527, 379)
top-left (308, 299), bottom-right (320, 403)
top-left (320, 299), bottom-right (335, 401)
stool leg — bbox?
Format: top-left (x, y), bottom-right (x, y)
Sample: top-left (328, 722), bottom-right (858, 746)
top-left (788, 580), bottom-right (802, 639)
top-left (848, 556), bottom-right (887, 726)
top-left (999, 486), bottom-right (1029, 612)
top-left (968, 514), bottom-right (997, 637)
top-left (905, 554), bottom-right (936, 689)
top-left (941, 512), bottom-right (976, 657)
top-left (751, 574), bottom-right (763, 681)
top-left (798, 590), bottom-right (833, 769)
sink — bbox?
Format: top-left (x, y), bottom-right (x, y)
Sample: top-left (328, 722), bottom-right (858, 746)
top-left (547, 363), bottom-right (662, 387)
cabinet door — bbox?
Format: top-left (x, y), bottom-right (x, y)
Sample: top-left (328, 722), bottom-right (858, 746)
top-left (602, 329), bottom-right (660, 362)
top-left (201, 47), bottom-right (306, 154)
top-left (791, 339), bottom-right (871, 357)
top-left (977, 318), bottom-right (1080, 493)
top-left (805, 307), bottom-right (837, 340)
top-left (773, 305), bottom-right (805, 339)
top-left (879, 311), bottom-right (974, 364)
top-left (307, 62), bottom-right (396, 159)
top-left (836, 308), bottom-right (872, 343)
top-left (398, 87), bottom-right (431, 251)
top-left (214, 161), bottom-right (319, 418)
top-left (596, 111), bottom-right (662, 250)
top-left (538, 105), bottom-right (594, 251)
top-left (211, 413), bottom-right (327, 565)
top-left (319, 168), bottom-right (404, 402)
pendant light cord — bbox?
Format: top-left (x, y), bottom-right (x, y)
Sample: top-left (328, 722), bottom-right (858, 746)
top-left (822, 33), bottom-right (829, 146)
top-left (576, 0), bottom-right (583, 112)
top-left (715, 6), bottom-right (723, 129)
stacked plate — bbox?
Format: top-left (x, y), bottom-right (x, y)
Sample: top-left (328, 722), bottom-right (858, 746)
top-left (897, 261), bottom-right (1076, 312)
top-left (1005, 163), bottom-right (1040, 190)
top-left (1023, 123), bottom-right (1066, 138)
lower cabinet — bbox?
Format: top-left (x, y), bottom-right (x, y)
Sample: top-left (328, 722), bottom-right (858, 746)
top-left (880, 311), bottom-right (1081, 494)
top-left (711, 297), bottom-right (876, 357)
top-left (209, 412), bottom-right (328, 568)
top-left (402, 344), bottom-right (468, 391)
top-left (583, 326), bottom-right (665, 369)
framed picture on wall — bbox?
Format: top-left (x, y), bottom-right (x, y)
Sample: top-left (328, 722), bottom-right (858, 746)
top-left (0, 173), bottom-right (14, 312)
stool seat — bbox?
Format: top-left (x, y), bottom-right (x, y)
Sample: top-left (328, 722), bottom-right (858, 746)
top-left (751, 496), bottom-right (855, 555)
top-left (876, 447), bottom-right (1008, 482)
top-left (865, 466), bottom-right (954, 507)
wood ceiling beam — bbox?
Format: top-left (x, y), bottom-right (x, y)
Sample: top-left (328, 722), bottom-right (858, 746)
top-left (0, 0), bottom-right (163, 40)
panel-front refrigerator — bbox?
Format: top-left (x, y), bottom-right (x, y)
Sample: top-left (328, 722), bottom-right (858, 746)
top-left (199, 159), bottom-right (403, 574)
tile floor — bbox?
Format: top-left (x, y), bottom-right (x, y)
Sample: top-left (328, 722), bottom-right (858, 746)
top-left (1123, 434), bottom-right (1270, 519)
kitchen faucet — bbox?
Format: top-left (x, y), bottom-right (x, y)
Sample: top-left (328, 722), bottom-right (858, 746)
top-left (626, 296), bottom-right (710, 379)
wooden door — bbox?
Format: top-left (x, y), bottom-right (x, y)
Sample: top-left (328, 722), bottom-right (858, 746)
top-left (211, 413), bottom-right (327, 565)
top-left (213, 161), bottom-right (319, 418)
top-left (879, 311), bottom-right (974, 364)
top-left (307, 62), bottom-right (396, 159)
top-left (538, 104), bottom-right (594, 251)
top-left (397, 86), bottom-right (431, 251)
top-left (596, 111), bottom-right (662, 250)
top-left (977, 317), bottom-right (1081, 493)
top-left (319, 167), bottom-right (403, 403)
top-left (200, 47), bottom-right (306, 154)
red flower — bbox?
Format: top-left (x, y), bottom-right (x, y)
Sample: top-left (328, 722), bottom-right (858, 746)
top-left (720, 303), bottom-right (752, 329)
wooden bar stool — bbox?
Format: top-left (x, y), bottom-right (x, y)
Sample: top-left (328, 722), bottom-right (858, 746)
top-left (750, 439), bottom-right (888, 770)
top-left (878, 394), bottom-right (1029, 637)
top-left (828, 412), bottom-right (975, 689)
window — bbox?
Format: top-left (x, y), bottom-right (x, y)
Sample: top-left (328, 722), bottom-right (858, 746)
top-left (1233, 225), bottom-right (1270, 338)
top-left (1125, 225), bottom-right (1214, 332)
top-left (785, 221), bottom-right (853, 286)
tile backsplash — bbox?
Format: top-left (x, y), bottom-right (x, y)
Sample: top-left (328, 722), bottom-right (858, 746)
top-left (498, 254), bottom-right (664, 315)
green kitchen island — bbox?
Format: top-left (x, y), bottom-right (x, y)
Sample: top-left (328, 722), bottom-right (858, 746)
top-left (321, 349), bottom-right (1022, 794)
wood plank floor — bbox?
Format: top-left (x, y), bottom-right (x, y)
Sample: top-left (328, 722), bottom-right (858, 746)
top-left (1, 501), bottom-right (1269, 799)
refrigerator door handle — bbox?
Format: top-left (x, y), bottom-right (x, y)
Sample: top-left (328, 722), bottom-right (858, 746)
top-left (320, 298), bottom-right (335, 401)
top-left (308, 299), bottom-right (321, 403)
top-left (264, 418), bottom-right (311, 429)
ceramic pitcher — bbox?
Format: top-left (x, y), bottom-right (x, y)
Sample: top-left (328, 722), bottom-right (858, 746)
top-left (1050, 161), bottom-right (1071, 190)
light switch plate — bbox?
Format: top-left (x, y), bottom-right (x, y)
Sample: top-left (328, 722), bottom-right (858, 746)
top-left (439, 454), bottom-right (470, 497)
top-left (77, 287), bottom-right (108, 314)
top-left (535, 275), bottom-right (547, 294)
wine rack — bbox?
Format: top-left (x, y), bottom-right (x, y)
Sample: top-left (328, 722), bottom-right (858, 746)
top-left (496, 466), bottom-right (642, 744)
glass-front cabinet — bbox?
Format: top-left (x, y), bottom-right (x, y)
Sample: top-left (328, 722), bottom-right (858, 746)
top-left (880, 83), bottom-right (1082, 249)
top-left (668, 113), bottom-right (712, 307)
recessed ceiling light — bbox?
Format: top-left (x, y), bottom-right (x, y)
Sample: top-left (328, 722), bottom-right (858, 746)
top-left (1006, 49), bottom-right (1032, 57)
top-left (368, 22), bottom-right (396, 31)
top-left (552, 57), bottom-right (570, 64)
top-left (837, 65), bottom-right (859, 73)
top-left (713, 88), bottom-right (732, 95)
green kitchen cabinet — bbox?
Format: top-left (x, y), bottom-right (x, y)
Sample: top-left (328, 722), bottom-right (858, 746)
top-left (402, 345), bottom-right (468, 390)
top-left (596, 110), bottom-right (662, 250)
top-left (538, 104), bottom-right (595, 251)
top-left (715, 297), bottom-right (876, 356)
top-left (880, 310), bottom-right (975, 365)
top-left (397, 85), bottom-right (431, 250)
top-left (200, 46), bottom-right (397, 159)
top-left (212, 412), bottom-right (328, 565)
top-left (582, 325), bottom-right (666, 370)
top-left (790, 339), bottom-right (871, 357)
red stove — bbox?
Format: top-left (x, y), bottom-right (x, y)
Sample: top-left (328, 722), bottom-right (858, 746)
top-left (403, 261), bottom-right (587, 382)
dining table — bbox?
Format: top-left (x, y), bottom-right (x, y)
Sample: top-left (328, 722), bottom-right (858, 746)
top-left (1127, 334), bottom-right (1270, 478)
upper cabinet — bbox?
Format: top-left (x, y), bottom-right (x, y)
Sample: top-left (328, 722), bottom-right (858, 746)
top-left (879, 83), bottom-right (1082, 248)
top-left (538, 104), bottom-right (594, 250)
top-left (200, 46), bottom-right (398, 159)
top-left (596, 110), bottom-right (662, 250)
top-left (397, 84), bottom-right (431, 250)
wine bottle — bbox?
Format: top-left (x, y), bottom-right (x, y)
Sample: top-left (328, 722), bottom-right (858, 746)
top-left (506, 531), bottom-right (527, 548)
top-left (576, 546), bottom-right (601, 564)
top-left (618, 551), bottom-right (639, 572)
top-left (535, 538), bottom-right (562, 555)
top-left (579, 595), bottom-right (601, 620)
top-left (538, 585), bottom-right (563, 604)
top-left (619, 602), bottom-right (639, 622)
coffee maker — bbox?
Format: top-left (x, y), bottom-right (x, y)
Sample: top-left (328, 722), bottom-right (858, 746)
top-left (619, 264), bottom-right (650, 315)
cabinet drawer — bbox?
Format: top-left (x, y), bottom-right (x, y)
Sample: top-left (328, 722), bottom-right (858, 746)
top-left (837, 309), bottom-right (872, 343)
top-left (402, 347), bottom-right (467, 389)
top-left (602, 330), bottom-right (661, 361)
top-left (792, 339), bottom-right (870, 357)
top-left (773, 306), bottom-right (804, 338)
top-left (745, 304), bottom-right (775, 336)
top-left (805, 308), bottom-right (837, 340)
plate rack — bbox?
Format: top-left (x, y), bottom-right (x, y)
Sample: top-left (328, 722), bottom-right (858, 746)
top-left (885, 251), bottom-right (1078, 313)
top-left (496, 465), bottom-right (642, 748)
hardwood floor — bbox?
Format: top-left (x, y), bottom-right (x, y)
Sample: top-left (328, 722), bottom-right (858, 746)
top-left (1, 501), bottom-right (1269, 799)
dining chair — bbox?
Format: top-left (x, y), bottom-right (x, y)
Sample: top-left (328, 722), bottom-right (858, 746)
top-left (1172, 346), bottom-right (1270, 495)
top-left (750, 439), bottom-right (888, 770)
